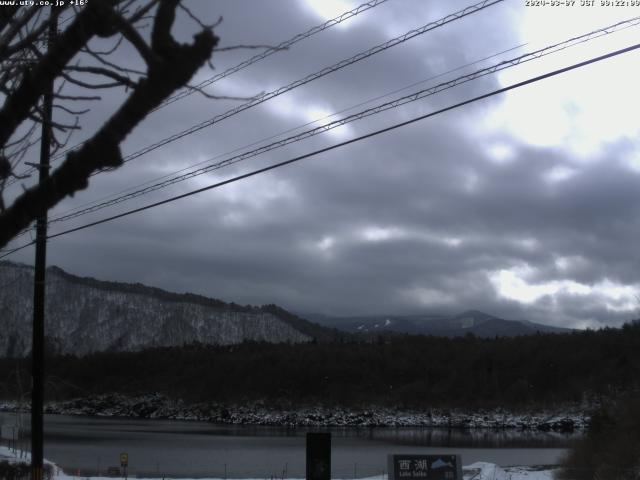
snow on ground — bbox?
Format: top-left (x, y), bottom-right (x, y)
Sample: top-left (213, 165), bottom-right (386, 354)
top-left (24, 472), bottom-right (559, 480)
top-left (1, 446), bottom-right (557, 480)
top-left (0, 395), bottom-right (590, 430)
top-left (465, 462), bottom-right (556, 480)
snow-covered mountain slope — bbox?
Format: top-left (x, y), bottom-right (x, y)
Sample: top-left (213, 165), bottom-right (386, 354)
top-left (0, 262), bottom-right (316, 356)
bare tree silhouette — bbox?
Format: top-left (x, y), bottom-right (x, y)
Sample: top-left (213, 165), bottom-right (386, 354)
top-left (0, 0), bottom-right (219, 248)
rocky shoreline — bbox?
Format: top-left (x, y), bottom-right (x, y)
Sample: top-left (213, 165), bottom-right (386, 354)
top-left (0, 393), bottom-right (590, 431)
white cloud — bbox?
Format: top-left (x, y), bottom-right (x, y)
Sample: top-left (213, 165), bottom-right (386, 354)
top-left (489, 266), bottom-right (590, 304)
top-left (485, 87), bottom-right (573, 149)
top-left (485, 143), bottom-right (516, 164)
top-left (623, 149), bottom-right (640, 174)
top-left (597, 279), bottom-right (639, 312)
top-left (301, 0), bottom-right (356, 26)
top-left (554, 256), bottom-right (571, 271)
top-left (544, 166), bottom-right (576, 184)
top-left (489, 264), bottom-right (639, 313)
top-left (512, 237), bottom-right (539, 251)
top-left (361, 226), bottom-right (404, 242)
top-left (357, 226), bottom-right (463, 248)
top-left (267, 98), bottom-right (354, 140)
top-left (462, 169), bottom-right (480, 194)
top-left (317, 236), bottom-right (335, 251)
top-left (303, 106), bottom-right (354, 139)
top-left (482, 7), bottom-right (640, 160)
top-left (196, 175), bottom-right (297, 213)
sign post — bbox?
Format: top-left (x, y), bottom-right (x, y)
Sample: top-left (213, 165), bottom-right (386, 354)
top-left (387, 455), bottom-right (462, 480)
top-left (306, 433), bottom-right (331, 480)
top-left (120, 453), bottom-right (128, 480)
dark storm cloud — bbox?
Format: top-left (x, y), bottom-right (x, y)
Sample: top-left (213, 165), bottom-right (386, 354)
top-left (7, 0), bottom-right (640, 328)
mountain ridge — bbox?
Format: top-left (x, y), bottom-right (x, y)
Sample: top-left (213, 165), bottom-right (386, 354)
top-left (1, 261), bottom-right (570, 358)
top-left (0, 261), bottom-right (339, 357)
top-left (304, 309), bottom-right (571, 337)
top-left (46, 264), bottom-right (253, 312)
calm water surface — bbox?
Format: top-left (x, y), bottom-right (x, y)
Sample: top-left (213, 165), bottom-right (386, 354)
top-left (0, 413), bottom-right (579, 478)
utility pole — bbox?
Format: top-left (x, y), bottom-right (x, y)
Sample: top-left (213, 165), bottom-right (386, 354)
top-left (31, 7), bottom-right (56, 480)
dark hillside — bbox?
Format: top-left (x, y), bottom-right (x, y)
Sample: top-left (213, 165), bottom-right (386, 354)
top-left (307, 310), bottom-right (571, 337)
top-left (1, 321), bottom-right (638, 409)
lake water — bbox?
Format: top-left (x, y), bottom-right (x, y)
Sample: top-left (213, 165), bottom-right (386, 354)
top-left (0, 413), bottom-right (578, 478)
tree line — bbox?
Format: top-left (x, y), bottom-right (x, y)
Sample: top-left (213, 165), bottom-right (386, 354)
top-left (1, 321), bottom-right (639, 409)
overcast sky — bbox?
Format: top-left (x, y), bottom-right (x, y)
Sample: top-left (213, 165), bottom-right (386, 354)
top-left (5, 0), bottom-right (640, 328)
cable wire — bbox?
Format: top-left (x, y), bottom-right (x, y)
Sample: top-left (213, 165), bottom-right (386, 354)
top-left (44, 15), bottom-right (640, 226)
top-left (113, 0), bottom-right (503, 167)
top-left (7, 13), bottom-right (639, 242)
top-left (50, 42), bottom-right (529, 222)
top-left (10, 0), bottom-right (502, 187)
top-left (157, 0), bottom-right (391, 110)
top-left (5, 0), bottom-right (500, 188)
top-left (4, 0), bottom-right (390, 185)
top-left (3, 40), bottom-right (529, 244)
top-left (3, 40), bottom-right (639, 259)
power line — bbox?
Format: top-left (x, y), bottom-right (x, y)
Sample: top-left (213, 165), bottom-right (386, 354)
top-left (7, 14), bottom-right (639, 242)
top-left (3, 40), bottom-right (638, 259)
top-left (50, 43), bottom-right (529, 222)
top-left (2, 0), bottom-right (499, 192)
top-left (3, 40), bottom-right (529, 244)
top-left (112, 0), bottom-right (503, 168)
top-left (5, 0), bottom-right (390, 186)
top-left (9, 0), bottom-right (503, 188)
top-left (47, 44), bottom-right (529, 224)
top-left (0, 243), bottom-right (32, 258)
top-left (157, 0), bottom-right (391, 111)
top-left (43, 15), bottom-right (640, 227)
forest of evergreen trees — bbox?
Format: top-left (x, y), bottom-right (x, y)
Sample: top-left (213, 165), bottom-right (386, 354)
top-left (1, 321), bottom-right (639, 409)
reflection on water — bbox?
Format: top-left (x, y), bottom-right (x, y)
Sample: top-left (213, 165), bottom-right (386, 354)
top-left (0, 413), bottom-right (577, 478)
top-left (367, 427), bottom-right (580, 448)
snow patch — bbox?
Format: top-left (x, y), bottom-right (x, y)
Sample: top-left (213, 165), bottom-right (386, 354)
top-left (1, 447), bottom-right (557, 480)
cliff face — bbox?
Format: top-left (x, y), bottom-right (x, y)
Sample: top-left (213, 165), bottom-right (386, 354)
top-left (0, 262), bottom-right (311, 356)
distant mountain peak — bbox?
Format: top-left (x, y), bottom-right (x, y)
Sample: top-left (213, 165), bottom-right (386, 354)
top-left (306, 309), bottom-right (572, 338)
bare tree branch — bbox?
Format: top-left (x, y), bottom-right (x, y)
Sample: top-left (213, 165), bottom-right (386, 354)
top-left (0, 6), bottom-right (20, 33)
top-left (185, 83), bottom-right (264, 102)
top-left (28, 110), bottom-right (81, 132)
top-left (0, 7), bottom-right (40, 60)
top-left (3, 121), bottom-right (38, 149)
top-left (59, 71), bottom-right (126, 90)
top-left (54, 93), bottom-right (102, 101)
top-left (53, 104), bottom-right (91, 116)
top-left (0, 0), bottom-right (218, 248)
top-left (127, 0), bottom-right (160, 24)
top-left (0, 9), bottom-right (60, 62)
top-left (82, 43), bottom-right (146, 76)
top-left (178, 3), bottom-right (218, 30)
top-left (63, 65), bottom-right (138, 89)
top-left (81, 33), bottom-right (125, 56)
top-left (113, 13), bottom-right (159, 65)
top-left (0, 0), bottom-right (123, 148)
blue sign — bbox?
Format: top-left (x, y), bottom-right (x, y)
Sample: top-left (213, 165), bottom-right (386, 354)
top-left (388, 455), bottom-right (462, 480)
